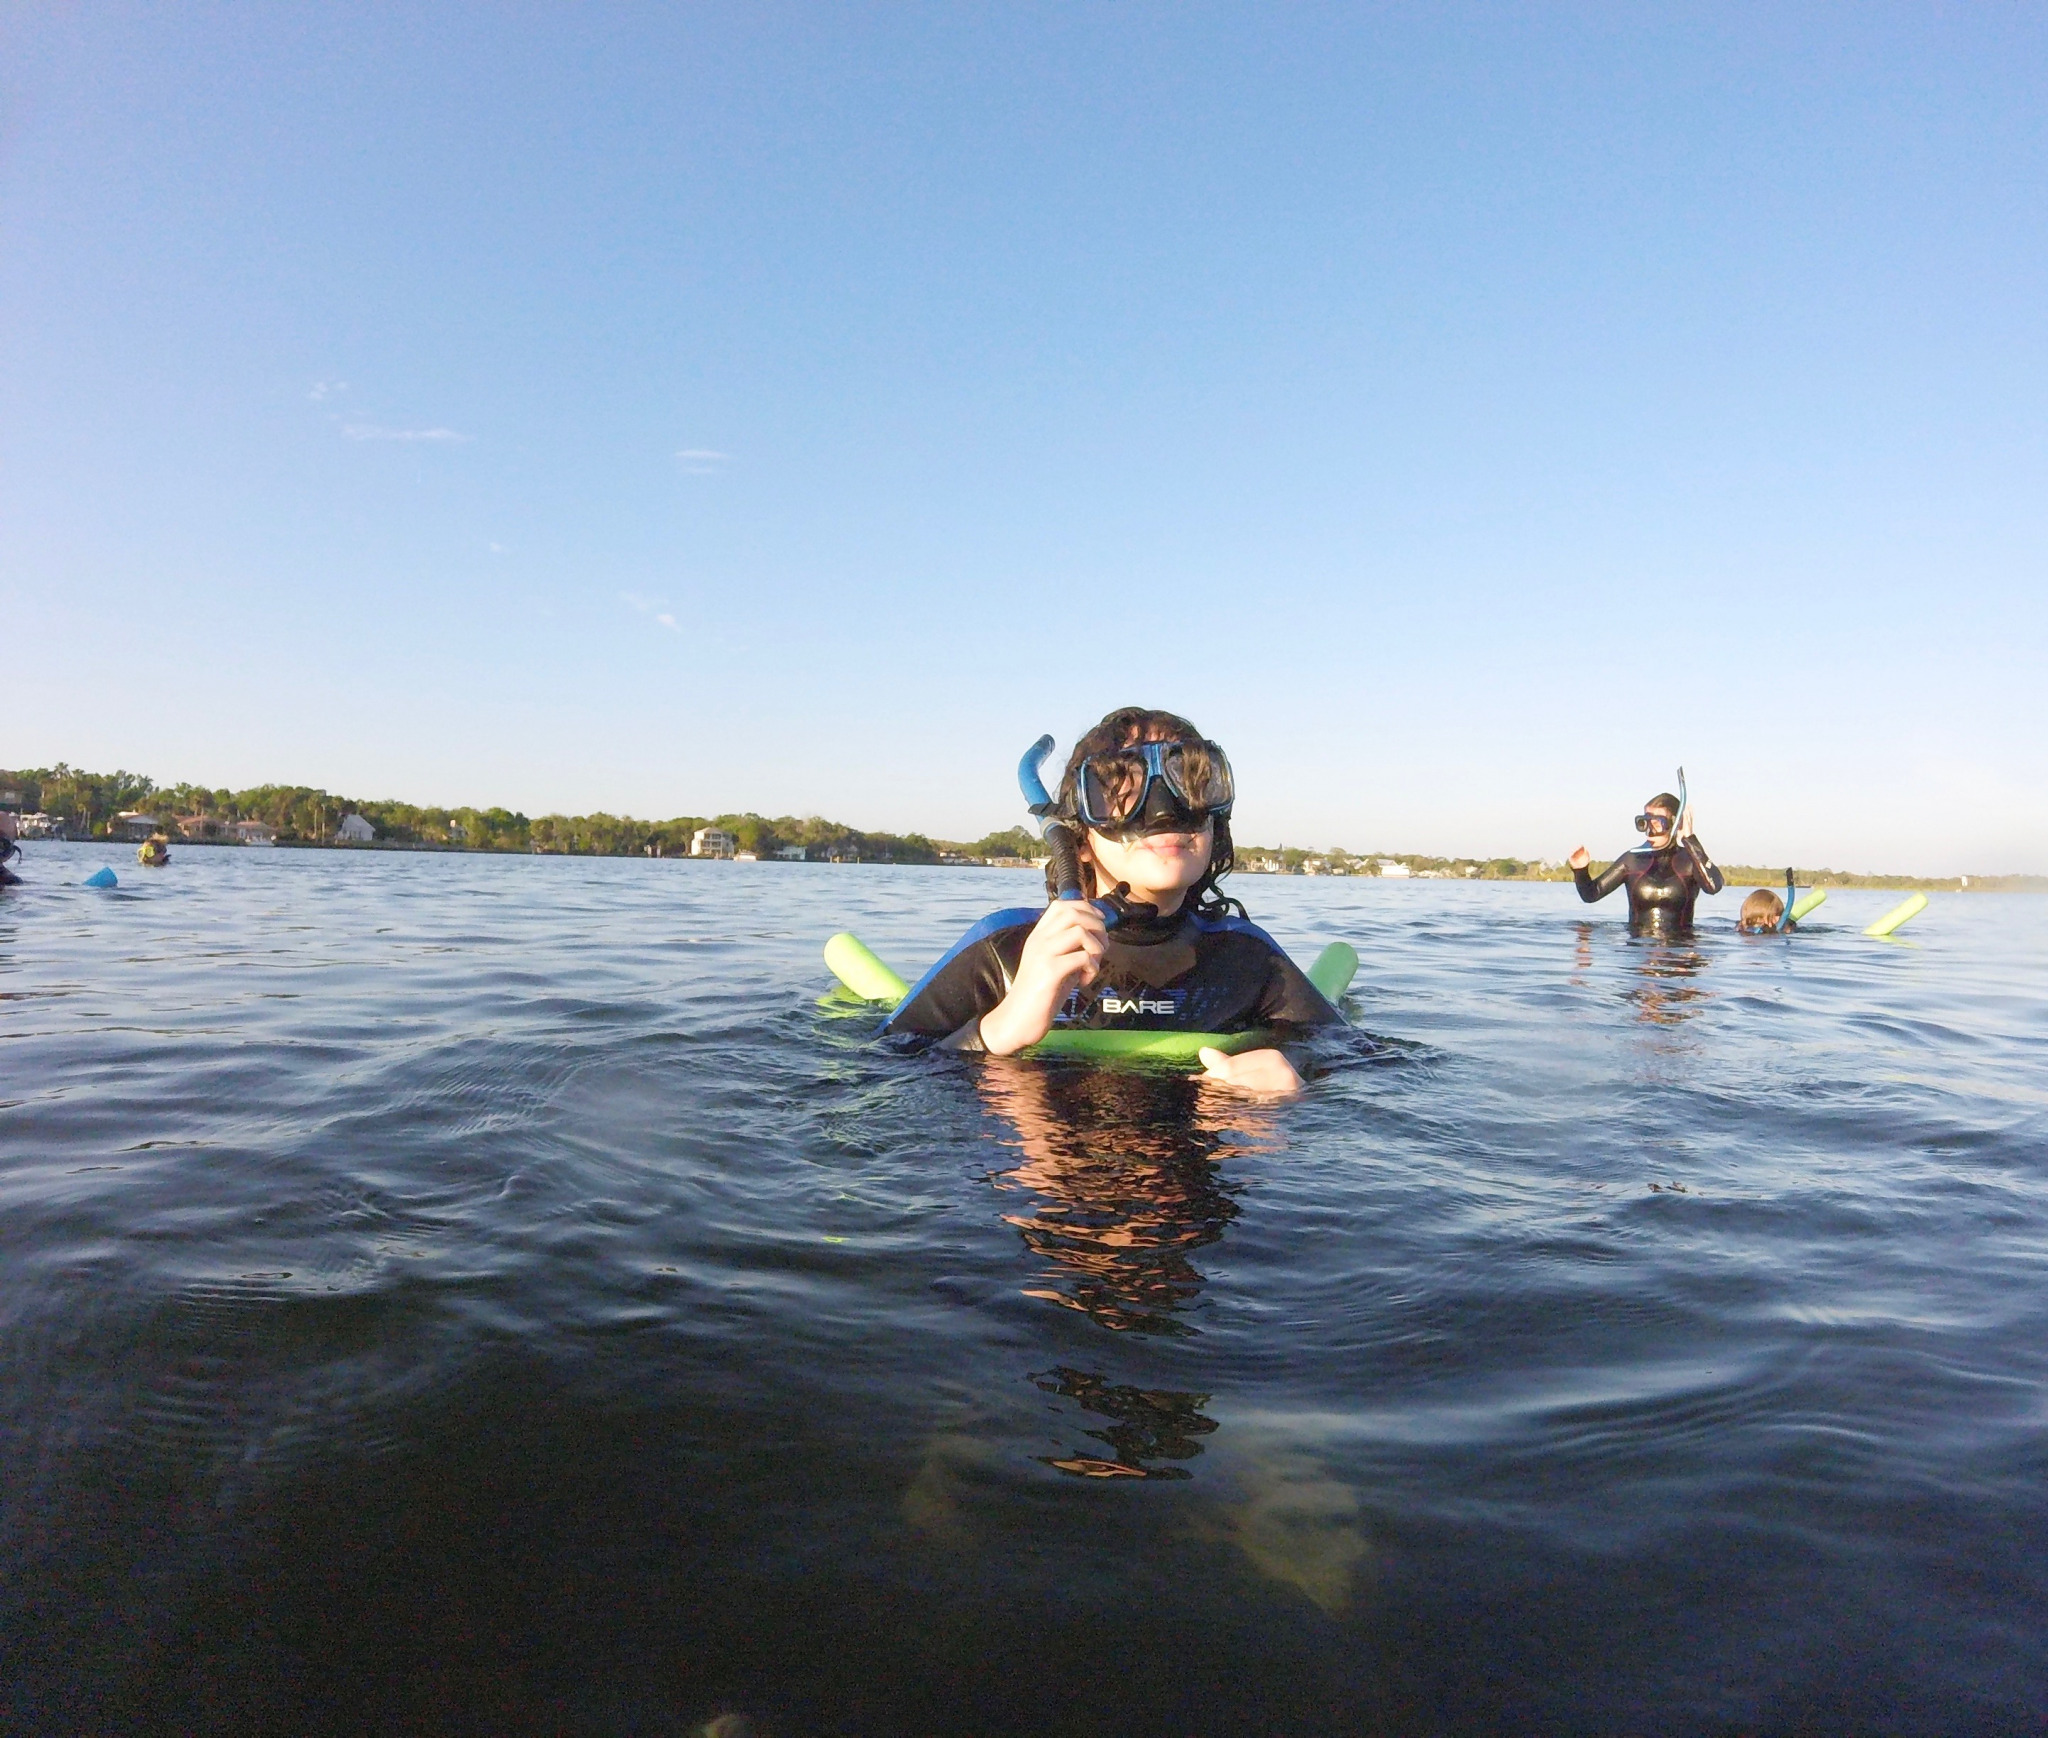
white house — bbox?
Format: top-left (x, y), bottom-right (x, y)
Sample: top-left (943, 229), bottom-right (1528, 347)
top-left (691, 827), bottom-right (736, 859)
top-left (234, 820), bottom-right (277, 846)
top-left (1377, 859), bottom-right (1411, 878)
top-left (335, 813), bottom-right (376, 844)
top-left (775, 845), bottom-right (807, 861)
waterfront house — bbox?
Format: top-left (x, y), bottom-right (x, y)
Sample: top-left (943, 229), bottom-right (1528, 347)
top-left (775, 845), bottom-right (807, 861)
top-left (1378, 860), bottom-right (1411, 878)
top-left (691, 827), bottom-right (737, 859)
top-left (335, 814), bottom-right (376, 844)
top-left (235, 821), bottom-right (277, 846)
top-left (115, 812), bottom-right (162, 841)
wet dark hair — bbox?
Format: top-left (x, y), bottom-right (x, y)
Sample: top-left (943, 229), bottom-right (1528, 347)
top-left (1645, 792), bottom-right (1680, 816)
top-left (1046, 706), bottom-right (1242, 918)
top-left (1739, 888), bottom-right (1784, 932)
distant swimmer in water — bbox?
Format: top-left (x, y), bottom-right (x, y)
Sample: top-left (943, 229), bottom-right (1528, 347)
top-left (137, 832), bottom-right (171, 868)
top-left (1568, 791), bottom-right (1724, 937)
top-left (1739, 889), bottom-right (1785, 933)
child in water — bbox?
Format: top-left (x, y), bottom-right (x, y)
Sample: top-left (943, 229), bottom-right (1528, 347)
top-left (884, 707), bottom-right (1344, 1094)
top-left (1739, 889), bottom-right (1785, 933)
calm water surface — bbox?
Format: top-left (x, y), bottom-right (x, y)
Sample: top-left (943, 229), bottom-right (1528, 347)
top-left (3, 843), bottom-right (2045, 1734)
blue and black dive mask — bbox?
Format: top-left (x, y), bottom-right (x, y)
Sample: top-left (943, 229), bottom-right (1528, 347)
top-left (1075, 739), bottom-right (1234, 835)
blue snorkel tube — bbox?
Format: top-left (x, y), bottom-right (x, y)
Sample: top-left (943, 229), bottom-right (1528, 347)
top-left (1019, 734), bottom-right (1085, 901)
top-left (1019, 734), bottom-right (1117, 926)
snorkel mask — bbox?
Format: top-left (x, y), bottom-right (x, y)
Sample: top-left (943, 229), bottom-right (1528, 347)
top-left (1074, 738), bottom-right (1235, 836)
top-left (1634, 770), bottom-right (1684, 843)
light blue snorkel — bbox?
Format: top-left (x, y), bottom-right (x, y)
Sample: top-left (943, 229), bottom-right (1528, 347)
top-left (1019, 734), bottom-right (1117, 927)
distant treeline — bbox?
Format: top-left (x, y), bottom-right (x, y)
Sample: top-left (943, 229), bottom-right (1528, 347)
top-left (6, 765), bottom-right (2039, 888)
top-left (0, 764), bottom-right (1042, 863)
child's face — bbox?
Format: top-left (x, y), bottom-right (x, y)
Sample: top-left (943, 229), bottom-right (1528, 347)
top-left (1081, 818), bottom-right (1214, 913)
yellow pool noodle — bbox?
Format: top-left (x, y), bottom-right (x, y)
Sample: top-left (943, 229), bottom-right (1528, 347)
top-left (823, 933), bottom-right (910, 1005)
top-left (1787, 888), bottom-right (1827, 922)
top-left (1864, 893), bottom-right (1928, 938)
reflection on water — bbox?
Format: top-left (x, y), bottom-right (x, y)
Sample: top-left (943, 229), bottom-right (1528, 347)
top-left (1570, 917), bottom-right (1596, 987)
top-left (1568, 919), bottom-right (1716, 1030)
top-left (1623, 938), bottom-right (1711, 1028)
top-left (976, 1062), bottom-right (1281, 1337)
top-left (975, 1064), bottom-right (1272, 1479)
top-left (1031, 1366), bottom-right (1218, 1480)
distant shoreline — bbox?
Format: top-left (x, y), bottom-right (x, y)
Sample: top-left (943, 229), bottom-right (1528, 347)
top-left (7, 761), bottom-right (2038, 890)
top-left (22, 833), bottom-right (2042, 894)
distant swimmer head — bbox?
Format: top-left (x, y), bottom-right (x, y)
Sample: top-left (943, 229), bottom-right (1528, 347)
top-left (1051, 707), bottom-right (1239, 916)
top-left (1739, 889), bottom-right (1785, 933)
top-left (1634, 793), bottom-right (1679, 841)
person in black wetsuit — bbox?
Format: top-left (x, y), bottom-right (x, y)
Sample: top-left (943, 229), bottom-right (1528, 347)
top-left (884, 707), bottom-right (1342, 1095)
top-left (0, 833), bottom-right (21, 887)
top-left (1568, 791), bottom-right (1725, 935)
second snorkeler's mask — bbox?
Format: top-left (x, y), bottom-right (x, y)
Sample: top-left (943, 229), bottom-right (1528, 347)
top-left (1075, 738), bottom-right (1235, 835)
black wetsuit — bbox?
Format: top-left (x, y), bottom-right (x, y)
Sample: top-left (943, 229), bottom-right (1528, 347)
top-left (884, 903), bottom-right (1342, 1047)
top-left (1575, 838), bottom-right (1725, 936)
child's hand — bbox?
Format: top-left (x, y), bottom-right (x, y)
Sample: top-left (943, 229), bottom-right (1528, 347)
top-left (1568, 846), bottom-right (1590, 871)
top-left (1197, 1046), bottom-right (1303, 1096)
top-left (977, 899), bottom-right (1108, 1055)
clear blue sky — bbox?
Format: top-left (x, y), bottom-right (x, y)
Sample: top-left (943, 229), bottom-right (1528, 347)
top-left (5, 4), bottom-right (2044, 873)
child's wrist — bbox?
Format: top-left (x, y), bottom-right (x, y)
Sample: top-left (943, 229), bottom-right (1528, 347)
top-left (979, 991), bottom-right (1046, 1056)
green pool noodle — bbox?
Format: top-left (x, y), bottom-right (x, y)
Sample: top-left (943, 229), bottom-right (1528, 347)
top-left (823, 933), bottom-right (910, 1005)
top-left (1787, 888), bottom-right (1827, 923)
top-left (1864, 892), bottom-right (1927, 938)
top-left (824, 927), bottom-right (1354, 1065)
top-left (1308, 941), bottom-right (1359, 1002)
top-left (1024, 1027), bottom-right (1263, 1062)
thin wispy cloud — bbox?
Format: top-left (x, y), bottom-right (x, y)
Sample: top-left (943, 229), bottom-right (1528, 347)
top-left (308, 380), bottom-right (348, 402)
top-left (343, 423), bottom-right (468, 443)
top-left (675, 448), bottom-right (729, 475)
top-left (620, 591), bottom-right (681, 631)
